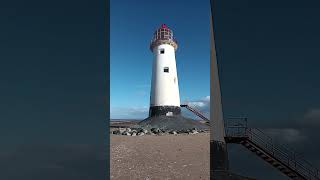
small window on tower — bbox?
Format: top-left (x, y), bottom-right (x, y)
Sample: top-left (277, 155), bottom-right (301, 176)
top-left (164, 67), bottom-right (169, 73)
top-left (160, 49), bottom-right (165, 54)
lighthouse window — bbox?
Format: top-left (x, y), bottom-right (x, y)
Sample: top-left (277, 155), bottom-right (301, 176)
top-left (160, 49), bottom-right (165, 54)
top-left (164, 67), bottom-right (169, 73)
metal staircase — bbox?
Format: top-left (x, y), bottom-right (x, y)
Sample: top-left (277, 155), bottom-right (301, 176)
top-left (180, 105), bottom-right (320, 180)
top-left (225, 117), bottom-right (320, 180)
top-left (180, 104), bottom-right (209, 122)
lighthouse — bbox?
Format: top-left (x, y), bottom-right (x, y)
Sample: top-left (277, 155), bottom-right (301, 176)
top-left (138, 24), bottom-right (208, 131)
top-left (148, 24), bottom-right (181, 117)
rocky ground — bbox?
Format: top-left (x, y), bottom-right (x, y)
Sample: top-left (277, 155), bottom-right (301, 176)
top-left (110, 132), bottom-right (210, 180)
top-left (137, 115), bottom-right (209, 131)
top-left (111, 127), bottom-right (208, 136)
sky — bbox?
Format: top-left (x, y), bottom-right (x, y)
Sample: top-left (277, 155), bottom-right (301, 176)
top-left (110, 0), bottom-right (211, 119)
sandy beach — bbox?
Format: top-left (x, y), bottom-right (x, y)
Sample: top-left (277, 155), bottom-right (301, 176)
top-left (110, 133), bottom-right (210, 180)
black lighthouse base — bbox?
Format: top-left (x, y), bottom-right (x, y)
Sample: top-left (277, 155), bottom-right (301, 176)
top-left (137, 105), bottom-right (209, 131)
top-left (138, 115), bottom-right (209, 131)
top-left (148, 105), bottom-right (181, 117)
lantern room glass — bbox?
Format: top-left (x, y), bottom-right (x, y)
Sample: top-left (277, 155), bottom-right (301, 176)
top-left (152, 28), bottom-right (174, 42)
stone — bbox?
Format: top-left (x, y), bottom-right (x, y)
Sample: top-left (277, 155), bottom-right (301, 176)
top-left (192, 129), bottom-right (198, 133)
top-left (131, 132), bottom-right (137, 136)
top-left (143, 129), bottom-right (148, 134)
top-left (112, 130), bottom-right (119, 135)
top-left (126, 128), bottom-right (132, 132)
top-left (151, 128), bottom-right (161, 134)
top-left (179, 129), bottom-right (189, 134)
top-left (138, 132), bottom-right (145, 136)
top-left (189, 130), bottom-right (199, 135)
top-left (169, 130), bottom-right (177, 135)
top-left (123, 132), bottom-right (131, 136)
top-left (119, 128), bottom-right (126, 134)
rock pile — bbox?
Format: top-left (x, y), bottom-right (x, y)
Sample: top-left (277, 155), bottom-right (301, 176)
top-left (111, 127), bottom-right (207, 136)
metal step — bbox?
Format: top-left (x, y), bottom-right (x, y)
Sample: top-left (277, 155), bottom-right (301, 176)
top-left (240, 140), bottom-right (304, 180)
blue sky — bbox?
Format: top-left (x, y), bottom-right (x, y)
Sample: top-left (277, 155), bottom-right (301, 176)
top-left (110, 0), bottom-right (211, 119)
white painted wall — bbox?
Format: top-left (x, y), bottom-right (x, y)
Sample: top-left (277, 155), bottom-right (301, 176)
top-left (150, 44), bottom-right (180, 107)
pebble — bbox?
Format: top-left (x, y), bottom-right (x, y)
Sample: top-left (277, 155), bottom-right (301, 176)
top-left (112, 130), bottom-right (120, 135)
top-left (151, 128), bottom-right (161, 134)
top-left (191, 130), bottom-right (199, 134)
top-left (125, 132), bottom-right (131, 136)
top-left (138, 132), bottom-right (145, 136)
top-left (169, 130), bottom-right (177, 135)
top-left (119, 128), bottom-right (126, 133)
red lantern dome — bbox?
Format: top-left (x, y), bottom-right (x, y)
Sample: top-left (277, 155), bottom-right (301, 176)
top-left (150, 24), bottom-right (178, 51)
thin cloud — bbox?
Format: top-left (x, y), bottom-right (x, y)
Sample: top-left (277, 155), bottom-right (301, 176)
top-left (303, 108), bottom-right (320, 127)
top-left (264, 128), bottom-right (307, 143)
top-left (182, 96), bottom-right (210, 108)
top-left (181, 96), bottom-right (210, 119)
top-left (110, 106), bottom-right (148, 119)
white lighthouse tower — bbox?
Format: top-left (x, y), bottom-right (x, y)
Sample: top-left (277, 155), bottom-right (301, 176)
top-left (149, 24), bottom-right (181, 117)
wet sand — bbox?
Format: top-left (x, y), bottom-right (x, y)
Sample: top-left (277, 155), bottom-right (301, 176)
top-left (110, 133), bottom-right (210, 180)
